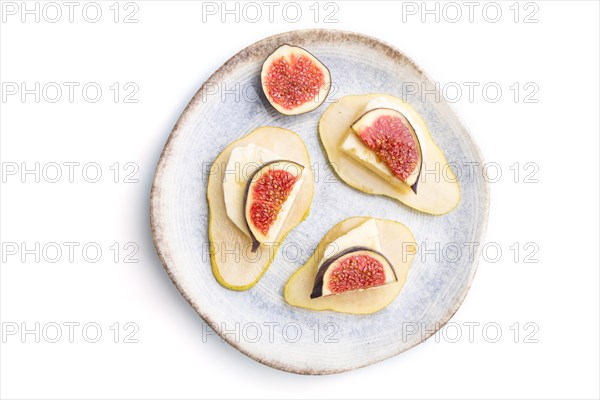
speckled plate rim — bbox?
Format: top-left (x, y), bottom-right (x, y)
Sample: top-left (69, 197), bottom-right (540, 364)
top-left (150, 29), bottom-right (490, 375)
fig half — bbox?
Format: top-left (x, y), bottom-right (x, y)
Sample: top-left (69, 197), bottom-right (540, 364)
top-left (351, 108), bottom-right (423, 194)
top-left (310, 246), bottom-right (398, 299)
top-left (244, 160), bottom-right (305, 252)
top-left (261, 44), bottom-right (331, 115)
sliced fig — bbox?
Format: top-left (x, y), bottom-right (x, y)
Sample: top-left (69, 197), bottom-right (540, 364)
top-left (310, 246), bottom-right (398, 299)
top-left (351, 107), bottom-right (423, 194)
top-left (244, 160), bottom-right (304, 252)
top-left (261, 44), bottom-right (331, 115)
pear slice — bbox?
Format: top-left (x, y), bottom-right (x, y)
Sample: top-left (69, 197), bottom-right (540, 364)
top-left (284, 217), bottom-right (416, 314)
top-left (319, 94), bottom-right (460, 215)
top-left (207, 127), bottom-right (314, 291)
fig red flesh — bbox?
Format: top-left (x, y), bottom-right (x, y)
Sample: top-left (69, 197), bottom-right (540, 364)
top-left (327, 254), bottom-right (386, 294)
top-left (358, 114), bottom-right (420, 182)
top-left (310, 246), bottom-right (397, 298)
top-left (265, 54), bottom-right (326, 111)
top-left (249, 169), bottom-right (299, 235)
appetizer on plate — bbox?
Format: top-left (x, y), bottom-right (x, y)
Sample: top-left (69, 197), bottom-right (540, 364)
top-left (207, 126), bottom-right (314, 290)
top-left (319, 94), bottom-right (460, 215)
top-left (285, 217), bottom-right (417, 314)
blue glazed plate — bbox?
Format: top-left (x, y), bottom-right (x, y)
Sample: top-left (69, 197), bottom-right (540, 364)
top-left (150, 29), bottom-right (489, 374)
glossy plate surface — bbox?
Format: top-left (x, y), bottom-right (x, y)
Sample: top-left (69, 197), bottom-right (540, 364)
top-left (151, 29), bottom-right (489, 374)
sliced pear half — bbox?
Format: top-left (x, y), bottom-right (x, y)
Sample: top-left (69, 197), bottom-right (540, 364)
top-left (284, 217), bottom-right (416, 314)
top-left (319, 94), bottom-right (460, 215)
top-left (207, 127), bottom-right (314, 291)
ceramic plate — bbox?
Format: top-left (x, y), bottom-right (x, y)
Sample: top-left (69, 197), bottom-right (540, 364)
top-left (150, 29), bottom-right (489, 374)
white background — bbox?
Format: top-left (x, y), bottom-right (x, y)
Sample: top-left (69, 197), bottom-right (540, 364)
top-left (1, 1), bottom-right (599, 399)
